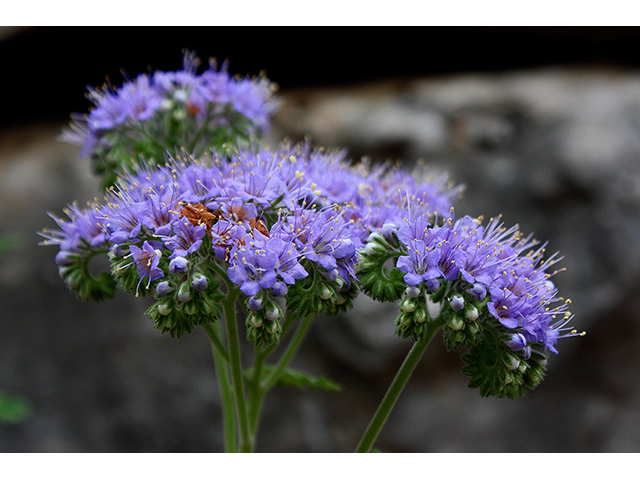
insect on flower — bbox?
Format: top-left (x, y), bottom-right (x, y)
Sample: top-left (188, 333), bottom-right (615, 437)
top-left (180, 202), bottom-right (220, 233)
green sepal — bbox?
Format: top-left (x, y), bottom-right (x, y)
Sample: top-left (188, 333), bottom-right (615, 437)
top-left (58, 251), bottom-right (116, 302)
top-left (357, 232), bottom-right (406, 303)
top-left (286, 261), bottom-right (358, 318)
top-left (460, 333), bottom-right (548, 399)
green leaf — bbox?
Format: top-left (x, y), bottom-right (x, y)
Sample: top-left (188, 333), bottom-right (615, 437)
top-left (266, 366), bottom-right (342, 392)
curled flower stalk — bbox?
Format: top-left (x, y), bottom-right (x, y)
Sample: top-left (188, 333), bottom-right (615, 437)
top-left (42, 53), bottom-right (583, 453)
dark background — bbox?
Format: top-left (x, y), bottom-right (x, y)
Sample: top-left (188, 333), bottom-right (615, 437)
top-left (3, 27), bottom-right (640, 126)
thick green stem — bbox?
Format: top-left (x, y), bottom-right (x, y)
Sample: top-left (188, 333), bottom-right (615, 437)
top-left (355, 316), bottom-right (445, 453)
top-left (222, 287), bottom-right (252, 452)
top-left (203, 322), bottom-right (236, 453)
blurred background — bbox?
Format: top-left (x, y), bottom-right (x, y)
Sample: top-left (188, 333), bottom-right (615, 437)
top-left (2, 27), bottom-right (640, 452)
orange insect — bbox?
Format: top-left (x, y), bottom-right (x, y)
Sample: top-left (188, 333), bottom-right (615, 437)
top-left (250, 217), bottom-right (269, 237)
top-left (180, 203), bottom-right (219, 233)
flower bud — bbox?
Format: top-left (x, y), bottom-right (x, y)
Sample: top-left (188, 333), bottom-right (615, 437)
top-left (468, 283), bottom-right (486, 301)
top-left (449, 315), bottom-right (465, 331)
top-left (271, 281), bottom-right (288, 297)
top-left (265, 303), bottom-right (281, 322)
top-left (183, 303), bottom-right (198, 315)
top-left (380, 222), bottom-right (397, 240)
top-left (248, 314), bottom-right (263, 328)
top-left (425, 278), bottom-right (441, 293)
top-left (169, 256), bottom-right (189, 274)
top-left (364, 241), bottom-right (385, 256)
top-left (450, 294), bottom-right (464, 311)
top-left (464, 305), bottom-right (479, 321)
top-left (505, 332), bottom-right (527, 352)
top-left (248, 295), bottom-right (263, 311)
top-left (157, 300), bottom-right (173, 316)
top-left (156, 281), bottom-right (173, 296)
top-left (320, 268), bottom-right (339, 283)
top-left (319, 284), bottom-right (333, 300)
top-left (400, 298), bottom-right (416, 313)
top-left (191, 273), bottom-right (208, 291)
top-left (55, 250), bottom-right (79, 266)
top-left (414, 307), bottom-right (427, 323)
top-left (504, 354), bottom-right (521, 371)
top-left (404, 286), bottom-right (421, 298)
top-left (177, 283), bottom-right (191, 302)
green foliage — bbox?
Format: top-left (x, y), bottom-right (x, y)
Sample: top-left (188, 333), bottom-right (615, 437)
top-left (0, 391), bottom-right (33, 424)
top-left (265, 367), bottom-right (342, 392)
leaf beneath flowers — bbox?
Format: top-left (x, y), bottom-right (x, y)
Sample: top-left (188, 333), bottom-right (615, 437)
top-left (267, 367), bottom-right (342, 392)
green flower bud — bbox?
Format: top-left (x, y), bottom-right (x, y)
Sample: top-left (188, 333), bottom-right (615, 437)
top-left (400, 298), bottom-right (416, 313)
top-left (449, 315), bottom-right (465, 331)
top-left (464, 305), bottom-right (479, 321)
top-left (319, 284), bottom-right (333, 300)
top-left (157, 301), bottom-right (173, 316)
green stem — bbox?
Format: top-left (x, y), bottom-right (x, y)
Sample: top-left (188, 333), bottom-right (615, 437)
top-left (262, 314), bottom-right (315, 391)
top-left (222, 286), bottom-right (252, 452)
top-left (202, 322), bottom-right (229, 364)
top-left (246, 313), bottom-right (315, 451)
top-left (355, 316), bottom-right (445, 453)
top-left (203, 322), bottom-right (236, 453)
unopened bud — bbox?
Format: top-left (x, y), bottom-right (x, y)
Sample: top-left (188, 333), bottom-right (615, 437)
top-left (157, 301), bottom-right (173, 316)
top-left (450, 295), bottom-right (465, 311)
top-left (191, 273), bottom-right (208, 291)
top-left (319, 284), bottom-right (333, 300)
top-left (404, 286), bottom-right (421, 298)
top-left (156, 281), bottom-right (173, 296)
top-left (414, 307), bottom-right (427, 323)
top-left (265, 303), bottom-right (281, 322)
top-left (449, 316), bottom-right (465, 331)
top-left (169, 256), bottom-right (189, 274)
top-left (177, 283), bottom-right (191, 302)
top-left (247, 295), bottom-right (263, 311)
top-left (505, 354), bottom-right (520, 371)
top-left (464, 305), bottom-right (479, 321)
top-left (400, 298), bottom-right (416, 313)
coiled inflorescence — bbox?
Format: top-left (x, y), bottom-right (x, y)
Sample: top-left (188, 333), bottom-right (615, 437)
top-left (357, 205), bottom-right (584, 398)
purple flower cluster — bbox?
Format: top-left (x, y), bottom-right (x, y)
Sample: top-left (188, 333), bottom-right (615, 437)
top-left (61, 52), bottom-right (280, 188)
top-left (392, 208), bottom-right (581, 356)
top-left (41, 142), bottom-right (460, 314)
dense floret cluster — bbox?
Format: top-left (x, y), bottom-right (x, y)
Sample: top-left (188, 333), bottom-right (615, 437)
top-left (40, 142), bottom-right (460, 342)
top-left (62, 51), bottom-right (279, 188)
top-left (358, 205), bottom-right (583, 398)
